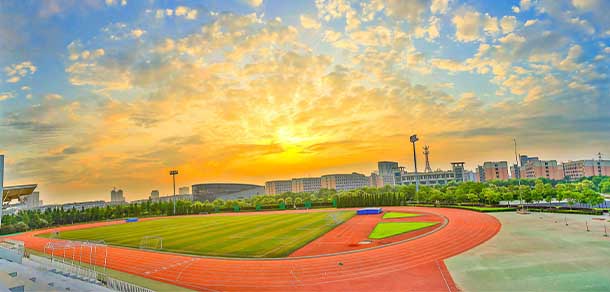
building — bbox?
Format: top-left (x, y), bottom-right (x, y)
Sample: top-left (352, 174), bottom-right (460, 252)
top-left (264, 180), bottom-right (292, 195)
top-left (158, 194), bottom-right (193, 202)
top-left (61, 200), bottom-right (107, 210)
top-left (20, 191), bottom-right (41, 209)
top-left (369, 172), bottom-right (383, 188)
top-left (396, 169), bottom-right (456, 186)
top-left (150, 190), bottom-right (160, 201)
top-left (510, 164), bottom-right (521, 179)
top-left (450, 162), bottom-right (466, 182)
top-left (291, 177), bottom-right (322, 193)
top-left (476, 161), bottom-right (509, 182)
top-left (178, 186), bottom-right (190, 195)
top-left (320, 173), bottom-right (369, 191)
top-left (524, 159), bottom-right (564, 180)
top-left (562, 159), bottom-right (610, 181)
top-left (511, 155), bottom-right (540, 179)
top-left (192, 183), bottom-right (264, 202)
top-left (110, 188), bottom-right (125, 202)
top-left (378, 161), bottom-right (399, 186)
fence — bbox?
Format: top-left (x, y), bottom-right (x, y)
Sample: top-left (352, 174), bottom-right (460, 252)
top-left (29, 254), bottom-right (154, 292)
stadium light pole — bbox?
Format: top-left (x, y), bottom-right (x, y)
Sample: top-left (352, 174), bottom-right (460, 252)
top-left (513, 138), bottom-right (524, 212)
top-left (170, 170), bottom-right (178, 215)
top-left (410, 134), bottom-right (420, 194)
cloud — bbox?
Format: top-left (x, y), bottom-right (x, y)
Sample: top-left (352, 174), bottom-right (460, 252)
top-left (0, 92), bottom-right (14, 101)
top-left (300, 14), bottom-right (321, 30)
top-left (430, 0), bottom-right (449, 14)
top-left (500, 16), bottom-right (518, 34)
top-left (4, 61), bottom-right (37, 83)
top-left (45, 93), bottom-right (63, 100)
top-left (155, 6), bottom-right (198, 20)
top-left (105, 0), bottom-right (127, 6)
top-left (384, 0), bottom-right (430, 24)
top-left (131, 29), bottom-right (145, 38)
top-left (244, 0), bottom-right (264, 7)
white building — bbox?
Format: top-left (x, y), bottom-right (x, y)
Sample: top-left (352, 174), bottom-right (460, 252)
top-left (178, 186), bottom-right (190, 195)
top-left (320, 173), bottom-right (369, 191)
top-left (110, 188), bottom-right (125, 202)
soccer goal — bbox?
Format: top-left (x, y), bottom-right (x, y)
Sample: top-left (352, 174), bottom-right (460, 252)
top-left (326, 213), bottom-right (343, 226)
top-left (139, 236), bottom-right (163, 250)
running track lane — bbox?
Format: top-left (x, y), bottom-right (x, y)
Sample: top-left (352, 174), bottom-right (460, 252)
top-left (9, 207), bottom-right (501, 291)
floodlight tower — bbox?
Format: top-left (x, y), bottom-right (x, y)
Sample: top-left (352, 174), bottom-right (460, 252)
top-left (410, 135), bottom-right (420, 193)
top-left (169, 170), bottom-right (178, 215)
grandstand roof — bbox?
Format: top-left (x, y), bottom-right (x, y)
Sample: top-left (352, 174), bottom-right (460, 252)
top-left (2, 184), bottom-right (37, 203)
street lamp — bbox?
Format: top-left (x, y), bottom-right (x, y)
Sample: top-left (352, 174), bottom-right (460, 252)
top-left (169, 170), bottom-right (178, 215)
top-left (410, 134), bottom-right (420, 194)
top-left (0, 155), bottom-right (4, 228)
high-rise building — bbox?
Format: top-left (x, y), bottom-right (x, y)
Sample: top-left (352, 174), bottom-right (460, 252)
top-left (451, 162), bottom-right (466, 182)
top-left (150, 190), bottom-right (160, 201)
top-left (476, 161), bottom-right (509, 182)
top-left (110, 188), bottom-right (125, 202)
top-left (320, 173), bottom-right (369, 191)
top-left (179, 186), bottom-right (190, 195)
top-left (377, 161), bottom-right (399, 186)
top-left (512, 155), bottom-right (539, 179)
top-left (291, 177), bottom-right (322, 193)
top-left (562, 159), bottom-right (610, 181)
top-left (265, 180), bottom-right (293, 195)
top-left (524, 159), bottom-right (564, 180)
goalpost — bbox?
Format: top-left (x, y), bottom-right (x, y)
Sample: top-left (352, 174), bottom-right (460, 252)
top-left (139, 236), bottom-right (163, 250)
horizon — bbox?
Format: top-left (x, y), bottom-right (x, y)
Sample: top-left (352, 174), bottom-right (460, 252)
top-left (1, 0), bottom-right (609, 204)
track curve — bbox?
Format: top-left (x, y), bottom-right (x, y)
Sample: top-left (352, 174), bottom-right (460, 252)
top-left (8, 207), bottom-right (501, 291)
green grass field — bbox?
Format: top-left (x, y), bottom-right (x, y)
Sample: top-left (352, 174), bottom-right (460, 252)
top-left (39, 211), bottom-right (355, 258)
top-left (382, 212), bottom-right (420, 219)
top-left (369, 222), bottom-right (438, 239)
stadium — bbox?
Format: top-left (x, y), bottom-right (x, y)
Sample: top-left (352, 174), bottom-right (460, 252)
top-left (1, 206), bottom-right (500, 291)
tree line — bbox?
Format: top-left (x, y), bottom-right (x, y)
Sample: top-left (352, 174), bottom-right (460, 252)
top-left (1, 177), bottom-right (608, 235)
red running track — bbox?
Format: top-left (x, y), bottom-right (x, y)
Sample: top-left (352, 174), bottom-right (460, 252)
top-left (8, 207), bottom-right (501, 291)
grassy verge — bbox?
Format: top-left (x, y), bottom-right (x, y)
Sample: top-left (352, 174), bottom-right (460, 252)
top-left (26, 249), bottom-right (194, 292)
top-left (369, 222), bottom-right (438, 239)
top-left (442, 205), bottom-right (517, 212)
top-left (382, 212), bottom-right (420, 219)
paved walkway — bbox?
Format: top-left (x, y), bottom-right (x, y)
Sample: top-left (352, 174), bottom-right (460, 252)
top-left (446, 212), bottom-right (610, 291)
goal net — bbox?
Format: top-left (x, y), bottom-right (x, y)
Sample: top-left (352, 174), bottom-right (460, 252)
top-left (139, 236), bottom-right (163, 250)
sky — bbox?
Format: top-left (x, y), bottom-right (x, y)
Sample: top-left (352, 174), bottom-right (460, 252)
top-left (0, 0), bottom-right (609, 204)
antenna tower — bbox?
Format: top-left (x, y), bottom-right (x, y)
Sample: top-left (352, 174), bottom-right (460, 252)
top-left (423, 145), bottom-right (432, 173)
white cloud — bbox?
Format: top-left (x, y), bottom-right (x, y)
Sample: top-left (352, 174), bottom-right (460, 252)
top-left (415, 16), bottom-right (440, 40)
top-left (300, 14), bottom-right (321, 30)
top-left (512, 6), bottom-right (520, 13)
top-left (45, 93), bottom-right (63, 100)
top-left (21, 86), bottom-right (30, 91)
top-left (500, 16), bottom-right (518, 34)
top-left (175, 6), bottom-right (198, 20)
top-left (244, 0), bottom-right (264, 7)
top-left (520, 0), bottom-right (532, 11)
top-left (105, 0), bottom-right (127, 6)
top-left (156, 7), bottom-right (197, 20)
top-left (0, 92), bottom-right (14, 101)
top-left (323, 30), bottom-right (342, 42)
top-left (524, 19), bottom-right (539, 27)
top-left (4, 61), bottom-right (37, 83)
top-left (430, 0), bottom-right (449, 14)
top-left (571, 0), bottom-right (599, 11)
top-left (384, 0), bottom-right (430, 24)
top-left (131, 29), bottom-right (145, 38)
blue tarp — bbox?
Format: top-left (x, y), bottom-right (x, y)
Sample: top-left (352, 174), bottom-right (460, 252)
top-left (125, 218), bottom-right (138, 223)
top-left (357, 208), bottom-right (383, 215)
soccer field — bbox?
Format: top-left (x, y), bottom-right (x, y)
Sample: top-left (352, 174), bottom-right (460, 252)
top-left (40, 211), bottom-right (355, 258)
